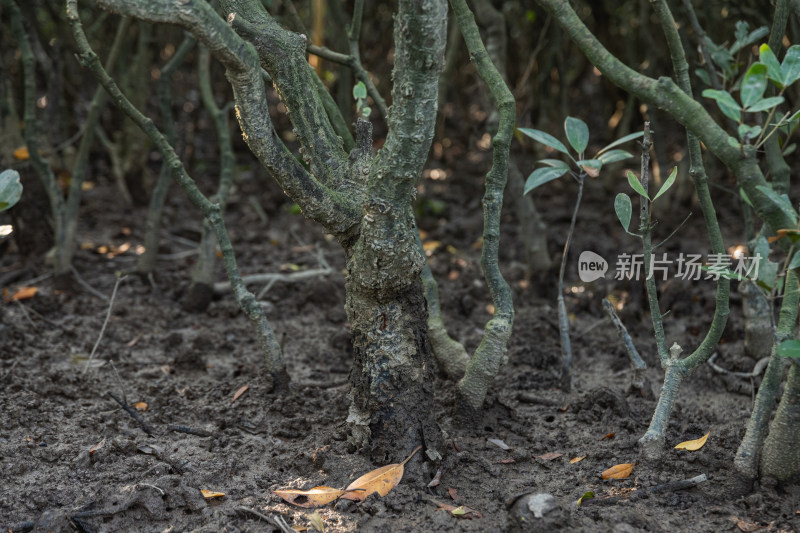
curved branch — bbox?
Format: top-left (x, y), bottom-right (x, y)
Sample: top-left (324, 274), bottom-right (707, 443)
top-left (93, 0), bottom-right (360, 236)
top-left (534, 0), bottom-right (794, 235)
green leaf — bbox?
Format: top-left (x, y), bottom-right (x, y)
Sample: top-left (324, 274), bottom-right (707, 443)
top-left (360, 106), bottom-right (371, 118)
top-left (539, 158), bottom-right (570, 169)
top-left (739, 188), bottom-right (753, 207)
top-left (781, 45), bottom-right (800, 87)
top-left (695, 68), bottom-right (711, 86)
top-left (524, 167), bottom-right (568, 194)
top-left (352, 82), bottom-right (367, 100)
top-left (626, 170), bottom-right (649, 199)
top-left (759, 44), bottom-right (784, 86)
top-left (0, 169), bottom-right (22, 213)
top-left (756, 184), bottom-right (799, 224)
top-left (745, 96), bottom-right (784, 113)
top-left (777, 340), bottom-right (800, 358)
top-left (741, 63), bottom-right (768, 108)
top-left (597, 149), bottom-right (634, 165)
top-left (596, 131), bottom-right (643, 155)
top-left (731, 22), bottom-right (768, 54)
top-left (788, 251), bottom-right (800, 270)
top-left (700, 265), bottom-right (746, 281)
top-left (652, 166), bottom-right (678, 202)
top-left (577, 491), bottom-right (595, 506)
top-left (737, 123), bottom-right (762, 142)
top-left (564, 116), bottom-right (589, 155)
top-left (752, 234), bottom-right (778, 290)
top-left (614, 193), bottom-right (632, 233)
top-left (518, 128), bottom-right (570, 155)
top-left (702, 89), bottom-right (742, 122)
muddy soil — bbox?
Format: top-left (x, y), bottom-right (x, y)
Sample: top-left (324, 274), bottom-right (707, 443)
top-left (2, 143), bottom-right (799, 533)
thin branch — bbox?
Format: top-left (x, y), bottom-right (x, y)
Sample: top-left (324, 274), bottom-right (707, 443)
top-left (83, 272), bottom-right (123, 374)
top-left (68, 0), bottom-right (289, 388)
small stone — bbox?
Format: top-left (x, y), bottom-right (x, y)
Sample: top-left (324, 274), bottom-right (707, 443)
top-left (526, 493), bottom-right (558, 518)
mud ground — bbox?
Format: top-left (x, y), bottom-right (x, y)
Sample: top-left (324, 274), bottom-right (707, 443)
top-left (2, 144), bottom-right (799, 532)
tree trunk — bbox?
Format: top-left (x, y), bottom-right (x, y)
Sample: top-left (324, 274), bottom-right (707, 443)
top-left (760, 363), bottom-right (800, 482)
top-left (344, 204), bottom-right (442, 461)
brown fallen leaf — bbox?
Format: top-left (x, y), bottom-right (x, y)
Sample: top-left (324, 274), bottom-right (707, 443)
top-left (535, 452), bottom-right (563, 461)
top-left (200, 490), bottom-right (225, 498)
top-left (600, 432), bottom-right (615, 440)
top-left (272, 486), bottom-right (353, 508)
top-left (427, 468), bottom-right (442, 488)
top-left (496, 458), bottom-right (516, 464)
top-left (132, 402), bottom-right (148, 412)
top-left (89, 437), bottom-right (106, 455)
top-left (13, 146), bottom-right (29, 160)
top-left (232, 385), bottom-right (249, 403)
top-left (600, 462), bottom-right (635, 480)
top-left (7, 286), bottom-right (38, 302)
top-left (570, 455), bottom-right (587, 464)
top-left (674, 430), bottom-right (710, 451)
top-left (340, 445), bottom-right (421, 501)
top-left (448, 488), bottom-right (458, 501)
top-left (736, 518), bottom-right (768, 532)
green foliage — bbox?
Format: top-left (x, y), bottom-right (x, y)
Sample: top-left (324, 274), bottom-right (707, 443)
top-left (519, 117), bottom-right (642, 194)
top-left (614, 193), bottom-right (632, 234)
top-left (652, 166), bottom-right (677, 202)
top-left (0, 169), bottom-right (22, 212)
top-left (352, 81), bottom-right (371, 119)
top-left (755, 184), bottom-right (798, 225)
top-left (777, 339), bottom-right (800, 358)
top-left (701, 42), bottom-right (800, 145)
top-left (626, 170), bottom-right (649, 199)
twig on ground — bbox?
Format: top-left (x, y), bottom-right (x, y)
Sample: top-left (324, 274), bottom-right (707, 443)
top-left (83, 273), bottom-right (124, 373)
top-left (233, 507), bottom-right (294, 533)
top-left (708, 352), bottom-right (771, 379)
top-left (515, 392), bottom-right (562, 407)
top-left (107, 391), bottom-right (158, 436)
top-left (70, 265), bottom-right (110, 301)
top-left (167, 424), bottom-right (215, 438)
top-left (582, 474), bottom-right (707, 506)
top-left (12, 299), bottom-right (39, 331)
top-left (603, 298), bottom-right (646, 370)
top-left (1, 360), bottom-right (19, 383)
top-left (213, 267), bottom-right (334, 296)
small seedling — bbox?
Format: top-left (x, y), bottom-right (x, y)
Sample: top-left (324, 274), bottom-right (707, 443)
top-left (520, 117), bottom-right (642, 390)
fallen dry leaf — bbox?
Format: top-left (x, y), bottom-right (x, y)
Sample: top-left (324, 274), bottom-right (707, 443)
top-left (7, 286), bottom-right (38, 302)
top-left (13, 146), bottom-right (29, 160)
top-left (429, 498), bottom-right (482, 518)
top-left (674, 431), bottom-right (710, 451)
top-left (735, 518), bottom-right (768, 532)
top-left (487, 438), bottom-right (510, 450)
top-left (132, 402), bottom-right (148, 412)
top-left (200, 490), bottom-right (225, 498)
top-left (340, 445), bottom-right (421, 501)
top-left (427, 468), bottom-right (442, 488)
top-left (570, 455), bottom-right (587, 464)
top-left (600, 432), bottom-right (615, 440)
top-left (232, 385), bottom-right (249, 403)
top-left (451, 505), bottom-right (483, 519)
top-left (536, 452), bottom-right (563, 461)
top-left (601, 462), bottom-right (635, 480)
top-left (309, 511), bottom-right (324, 532)
top-left (89, 437), bottom-right (106, 455)
top-left (422, 240), bottom-right (441, 252)
top-left (496, 458), bottom-right (516, 464)
top-left (448, 487), bottom-right (457, 500)
top-left (126, 334), bottom-right (143, 347)
top-left (273, 486), bottom-right (352, 508)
